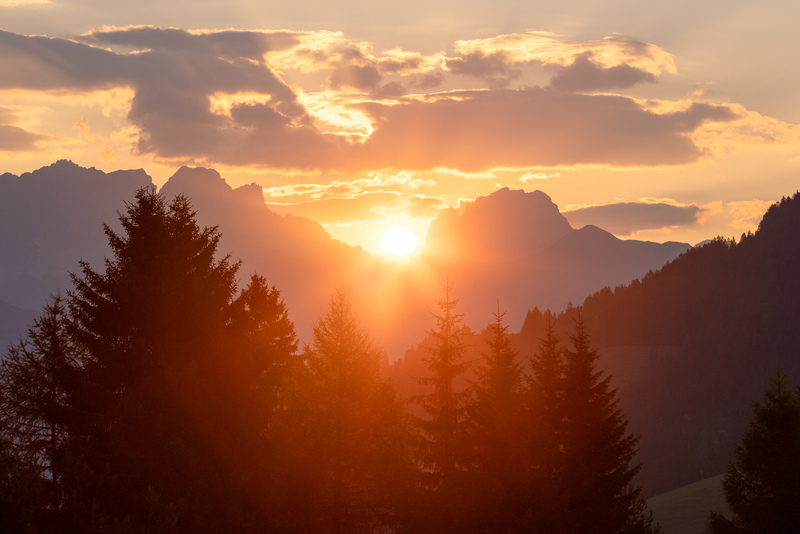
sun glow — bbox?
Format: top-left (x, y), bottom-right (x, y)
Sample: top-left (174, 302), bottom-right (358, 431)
top-left (379, 225), bottom-right (418, 256)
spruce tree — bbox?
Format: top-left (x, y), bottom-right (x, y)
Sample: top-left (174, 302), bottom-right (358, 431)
top-left (412, 280), bottom-right (472, 532)
top-left (558, 315), bottom-right (661, 534)
top-left (468, 306), bottom-right (527, 532)
top-left (708, 369), bottom-right (800, 534)
top-left (284, 288), bottom-right (416, 533)
top-left (62, 186), bottom-right (296, 532)
top-left (0, 293), bottom-right (77, 517)
top-left (524, 312), bottom-right (567, 531)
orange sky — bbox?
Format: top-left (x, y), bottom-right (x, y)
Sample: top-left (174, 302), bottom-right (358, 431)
top-left (1, 1), bottom-right (799, 254)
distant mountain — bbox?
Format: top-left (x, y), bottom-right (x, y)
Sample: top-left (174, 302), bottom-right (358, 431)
top-left (0, 160), bottom-right (150, 311)
top-left (423, 188), bottom-right (573, 262)
top-left (420, 188), bottom-right (690, 333)
top-left (0, 162), bottom-right (691, 359)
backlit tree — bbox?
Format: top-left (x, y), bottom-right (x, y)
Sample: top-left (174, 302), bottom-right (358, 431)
top-left (558, 315), bottom-right (661, 534)
top-left (413, 280), bottom-right (473, 532)
top-left (708, 369), bottom-right (800, 534)
top-left (283, 288), bottom-right (416, 533)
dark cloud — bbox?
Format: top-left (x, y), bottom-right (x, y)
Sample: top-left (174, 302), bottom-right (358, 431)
top-left (372, 81), bottom-right (406, 98)
top-left (445, 51), bottom-right (521, 87)
top-left (0, 29), bottom-right (339, 166)
top-left (564, 202), bottom-right (705, 235)
top-left (0, 124), bottom-right (50, 151)
top-left (549, 52), bottom-right (656, 92)
top-left (379, 55), bottom-right (424, 74)
top-left (410, 71), bottom-right (445, 89)
top-left (446, 51), bottom-right (513, 77)
top-left (354, 89), bottom-right (738, 171)
top-left (0, 30), bottom-right (126, 90)
top-left (80, 27), bottom-right (301, 59)
top-left (329, 63), bottom-right (382, 90)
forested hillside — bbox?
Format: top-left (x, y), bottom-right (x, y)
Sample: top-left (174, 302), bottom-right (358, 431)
top-left (517, 191), bottom-right (800, 494)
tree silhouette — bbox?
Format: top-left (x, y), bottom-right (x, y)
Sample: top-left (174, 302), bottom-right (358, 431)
top-left (708, 369), bottom-right (800, 534)
top-left (283, 288), bottom-right (416, 533)
top-left (468, 306), bottom-right (527, 532)
top-left (61, 186), bottom-right (296, 532)
top-left (558, 315), bottom-right (661, 534)
top-left (0, 294), bottom-right (77, 516)
top-left (0, 431), bottom-right (48, 534)
top-left (412, 280), bottom-right (473, 532)
top-left (525, 312), bottom-right (568, 531)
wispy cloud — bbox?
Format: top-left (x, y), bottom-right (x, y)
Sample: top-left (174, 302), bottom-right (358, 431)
top-left (728, 199), bottom-right (774, 230)
top-left (0, 106), bottom-right (54, 151)
top-left (0, 0), bottom-right (50, 6)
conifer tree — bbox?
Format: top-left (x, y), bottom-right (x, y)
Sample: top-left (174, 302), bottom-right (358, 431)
top-left (558, 315), bottom-right (661, 534)
top-left (468, 306), bottom-right (527, 532)
top-left (708, 369), bottom-right (800, 534)
top-left (61, 186), bottom-right (296, 532)
top-left (413, 280), bottom-right (472, 532)
top-left (0, 294), bottom-right (77, 531)
top-left (524, 313), bottom-right (567, 531)
top-left (284, 288), bottom-right (415, 533)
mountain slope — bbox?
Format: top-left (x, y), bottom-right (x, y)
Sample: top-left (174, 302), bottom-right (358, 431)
top-left (515, 191), bottom-right (800, 495)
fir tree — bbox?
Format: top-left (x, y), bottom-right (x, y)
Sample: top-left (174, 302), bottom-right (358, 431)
top-left (62, 186), bottom-right (296, 532)
top-left (468, 306), bottom-right (527, 532)
top-left (412, 279), bottom-right (473, 532)
top-left (524, 312), bottom-right (567, 531)
top-left (284, 288), bottom-right (416, 534)
top-left (708, 369), bottom-right (800, 534)
top-left (0, 293), bottom-right (77, 517)
top-left (558, 315), bottom-right (661, 534)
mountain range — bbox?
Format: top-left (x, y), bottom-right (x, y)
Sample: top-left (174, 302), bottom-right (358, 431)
top-left (4, 160), bottom-right (798, 499)
top-left (0, 161), bottom-right (690, 358)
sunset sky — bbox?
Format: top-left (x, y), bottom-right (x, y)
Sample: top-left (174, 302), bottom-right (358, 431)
top-left (1, 0), bottom-right (798, 254)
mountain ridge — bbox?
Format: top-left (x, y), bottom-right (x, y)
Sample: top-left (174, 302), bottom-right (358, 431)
top-left (1, 161), bottom-right (691, 358)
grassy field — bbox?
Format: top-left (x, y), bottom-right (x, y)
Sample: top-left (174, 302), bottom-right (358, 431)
top-left (647, 474), bottom-right (727, 534)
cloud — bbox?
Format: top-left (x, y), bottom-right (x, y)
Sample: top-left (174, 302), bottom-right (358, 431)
top-left (519, 171), bottom-right (561, 184)
top-left (0, 27), bottom-right (775, 172)
top-left (355, 89), bottom-right (738, 170)
top-left (0, 0), bottom-right (50, 5)
top-left (407, 195), bottom-right (446, 218)
top-left (444, 51), bottom-right (521, 88)
top-left (728, 199), bottom-right (774, 230)
top-left (0, 106), bottom-right (52, 151)
top-left (81, 26), bottom-right (301, 59)
top-left (262, 171), bottom-right (434, 203)
top-left (549, 52), bottom-right (656, 92)
top-left (563, 201), bottom-right (706, 235)
top-left (267, 191), bottom-right (403, 224)
top-left (0, 30), bottom-right (126, 90)
top-left (0, 123), bottom-right (50, 151)
top-left (453, 31), bottom-right (676, 76)
top-left (262, 172), bottom-right (445, 223)
top-left (329, 63), bottom-right (382, 91)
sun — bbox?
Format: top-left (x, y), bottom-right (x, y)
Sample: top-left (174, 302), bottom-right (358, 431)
top-left (380, 225), bottom-right (418, 256)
